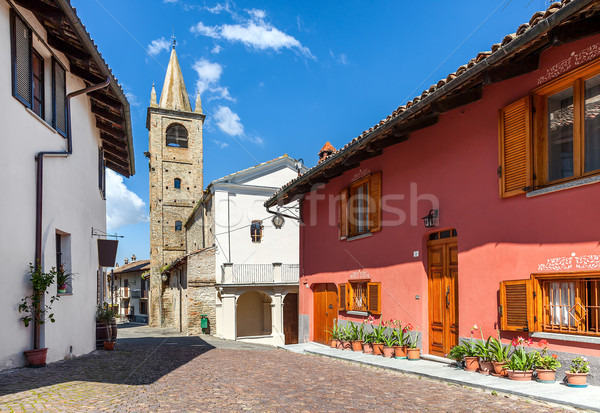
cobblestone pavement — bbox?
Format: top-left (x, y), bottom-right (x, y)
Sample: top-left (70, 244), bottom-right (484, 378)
top-left (0, 325), bottom-right (575, 412)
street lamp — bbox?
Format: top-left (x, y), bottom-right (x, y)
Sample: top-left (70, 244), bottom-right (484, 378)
top-left (272, 214), bottom-right (285, 229)
top-left (422, 209), bottom-right (438, 228)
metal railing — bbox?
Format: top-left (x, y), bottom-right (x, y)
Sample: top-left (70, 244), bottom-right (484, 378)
top-left (232, 264), bottom-right (273, 283)
top-left (282, 264), bottom-right (300, 282)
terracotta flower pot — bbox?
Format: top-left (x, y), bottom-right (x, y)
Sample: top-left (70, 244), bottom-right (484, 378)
top-left (351, 340), bottom-right (363, 352)
top-left (336, 340), bottom-right (343, 350)
top-left (330, 339), bottom-right (339, 348)
top-left (536, 369), bottom-right (556, 383)
top-left (479, 361), bottom-right (494, 375)
top-left (341, 340), bottom-right (352, 350)
top-left (464, 356), bottom-right (479, 372)
top-left (507, 370), bottom-right (533, 381)
top-left (393, 345), bottom-right (408, 359)
top-left (24, 348), bottom-right (48, 367)
top-left (382, 346), bottom-right (395, 358)
top-left (103, 341), bottom-right (115, 351)
top-left (492, 361), bottom-right (508, 377)
top-left (372, 343), bottom-right (384, 356)
top-left (363, 343), bottom-right (374, 354)
top-left (566, 372), bottom-right (588, 387)
top-left (407, 348), bottom-right (420, 360)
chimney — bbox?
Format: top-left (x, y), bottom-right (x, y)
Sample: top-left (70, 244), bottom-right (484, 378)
top-left (131, 254), bottom-right (136, 262)
top-left (124, 258), bottom-right (129, 265)
top-left (318, 141), bottom-right (336, 162)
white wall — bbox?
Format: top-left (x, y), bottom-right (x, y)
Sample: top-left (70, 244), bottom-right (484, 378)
top-left (0, 4), bottom-right (107, 369)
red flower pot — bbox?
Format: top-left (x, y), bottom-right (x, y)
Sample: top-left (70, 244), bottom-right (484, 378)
top-left (464, 356), bottom-right (479, 372)
top-left (382, 346), bottom-right (395, 358)
top-left (372, 343), bottom-right (384, 355)
top-left (330, 339), bottom-right (338, 348)
top-left (393, 345), bottom-right (408, 359)
top-left (407, 348), bottom-right (420, 360)
top-left (478, 361), bottom-right (494, 375)
top-left (24, 348), bottom-right (48, 367)
top-left (507, 370), bottom-right (533, 381)
top-left (351, 340), bottom-right (363, 352)
top-left (566, 372), bottom-right (588, 387)
top-left (492, 361), bottom-right (508, 377)
top-left (536, 369), bottom-right (556, 383)
top-left (341, 340), bottom-right (352, 350)
top-left (104, 341), bottom-right (115, 351)
top-left (362, 343), bottom-right (374, 354)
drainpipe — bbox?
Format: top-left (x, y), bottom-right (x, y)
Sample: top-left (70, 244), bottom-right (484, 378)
top-left (33, 77), bottom-right (111, 350)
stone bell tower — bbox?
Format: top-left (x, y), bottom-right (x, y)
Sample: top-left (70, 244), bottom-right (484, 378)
top-left (147, 43), bottom-right (204, 327)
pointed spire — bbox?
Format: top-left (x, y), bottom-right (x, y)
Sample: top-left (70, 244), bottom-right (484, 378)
top-left (158, 48), bottom-right (192, 112)
top-left (195, 92), bottom-right (202, 114)
top-left (150, 83), bottom-right (157, 107)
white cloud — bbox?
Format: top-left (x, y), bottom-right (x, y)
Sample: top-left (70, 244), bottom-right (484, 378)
top-left (147, 37), bottom-right (171, 56)
top-left (190, 9), bottom-right (314, 59)
top-left (164, 0), bottom-right (177, 3)
top-left (214, 106), bottom-right (244, 136)
top-left (192, 58), bottom-right (223, 95)
top-left (212, 44), bottom-right (222, 54)
top-left (329, 50), bottom-right (348, 65)
top-left (106, 170), bottom-right (148, 232)
top-left (212, 139), bottom-right (230, 149)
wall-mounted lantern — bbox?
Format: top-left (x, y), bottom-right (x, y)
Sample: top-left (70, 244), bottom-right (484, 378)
top-left (422, 209), bottom-right (438, 228)
top-left (161, 274), bottom-right (168, 282)
top-left (272, 214), bottom-right (285, 229)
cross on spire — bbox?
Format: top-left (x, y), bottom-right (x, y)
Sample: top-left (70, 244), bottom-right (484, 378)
top-left (171, 29), bottom-right (176, 49)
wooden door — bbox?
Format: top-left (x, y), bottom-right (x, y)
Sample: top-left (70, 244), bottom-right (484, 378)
top-left (313, 284), bottom-right (338, 344)
top-left (427, 230), bottom-right (458, 357)
top-left (283, 293), bottom-right (299, 344)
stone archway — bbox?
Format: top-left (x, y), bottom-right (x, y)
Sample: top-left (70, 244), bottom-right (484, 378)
top-left (236, 291), bottom-right (272, 337)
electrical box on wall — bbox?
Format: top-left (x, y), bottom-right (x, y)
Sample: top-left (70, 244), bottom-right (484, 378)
top-left (413, 251), bottom-right (419, 258)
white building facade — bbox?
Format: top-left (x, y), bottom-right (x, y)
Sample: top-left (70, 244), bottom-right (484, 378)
top-left (0, 0), bottom-right (134, 369)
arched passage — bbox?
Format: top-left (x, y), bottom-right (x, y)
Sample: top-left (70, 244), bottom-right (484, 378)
top-left (283, 292), bottom-right (298, 344)
top-left (236, 291), bottom-right (272, 337)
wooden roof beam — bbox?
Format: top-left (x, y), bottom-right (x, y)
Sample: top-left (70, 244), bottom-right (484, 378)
top-left (431, 86), bottom-right (482, 114)
top-left (90, 92), bottom-right (123, 111)
top-left (70, 63), bottom-right (106, 85)
top-left (105, 159), bottom-right (130, 178)
top-left (92, 103), bottom-right (124, 126)
top-left (96, 120), bottom-right (125, 139)
top-left (47, 32), bottom-right (90, 65)
top-left (100, 132), bottom-right (127, 150)
top-left (102, 142), bottom-right (128, 159)
top-left (550, 14), bottom-right (600, 46)
top-left (12, 0), bottom-right (64, 22)
top-left (482, 53), bottom-right (539, 85)
top-left (104, 150), bottom-right (127, 166)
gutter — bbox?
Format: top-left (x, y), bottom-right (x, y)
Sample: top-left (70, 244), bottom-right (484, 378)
top-left (265, 0), bottom-right (596, 208)
top-left (33, 77), bottom-right (111, 350)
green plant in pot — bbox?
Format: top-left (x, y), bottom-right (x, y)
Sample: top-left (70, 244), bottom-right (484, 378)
top-left (566, 356), bottom-right (590, 387)
top-left (406, 325), bottom-right (420, 360)
top-left (505, 336), bottom-right (536, 381)
top-left (447, 343), bottom-right (467, 368)
top-left (18, 263), bottom-right (60, 367)
top-left (489, 331), bottom-right (512, 376)
top-left (96, 305), bottom-right (117, 350)
top-left (474, 336), bottom-right (494, 374)
top-left (533, 339), bottom-right (561, 383)
top-left (55, 264), bottom-right (74, 294)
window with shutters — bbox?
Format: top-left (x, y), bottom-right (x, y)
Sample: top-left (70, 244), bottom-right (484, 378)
top-left (32, 50), bottom-right (44, 118)
top-left (339, 172), bottom-right (382, 239)
top-left (500, 273), bottom-right (600, 337)
top-left (10, 10), bottom-right (32, 107)
top-left (98, 147), bottom-right (106, 199)
top-left (52, 58), bottom-right (67, 137)
top-left (339, 281), bottom-right (381, 314)
top-left (499, 58), bottom-right (600, 197)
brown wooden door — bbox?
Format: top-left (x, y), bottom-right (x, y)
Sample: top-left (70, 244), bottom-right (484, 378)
top-left (283, 293), bottom-right (299, 345)
top-left (313, 283), bottom-right (338, 344)
top-left (427, 231), bottom-right (458, 357)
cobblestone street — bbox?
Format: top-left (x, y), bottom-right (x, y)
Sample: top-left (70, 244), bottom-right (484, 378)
top-left (0, 325), bottom-right (573, 412)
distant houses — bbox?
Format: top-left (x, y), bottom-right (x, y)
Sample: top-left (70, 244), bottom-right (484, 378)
top-left (1, 1), bottom-right (134, 369)
top-left (111, 257), bottom-right (150, 323)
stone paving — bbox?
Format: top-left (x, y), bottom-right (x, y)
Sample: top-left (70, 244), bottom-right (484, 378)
top-left (0, 325), bottom-right (576, 412)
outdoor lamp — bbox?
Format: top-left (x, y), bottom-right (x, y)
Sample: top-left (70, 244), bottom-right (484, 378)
top-left (422, 209), bottom-right (438, 228)
top-left (272, 214), bottom-right (285, 229)
top-left (161, 274), bottom-right (168, 282)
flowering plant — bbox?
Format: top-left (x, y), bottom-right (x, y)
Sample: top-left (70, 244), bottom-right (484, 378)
top-left (471, 326), bottom-right (493, 362)
top-left (382, 331), bottom-right (397, 347)
top-left (505, 336), bottom-right (537, 371)
top-left (404, 324), bottom-right (419, 349)
top-left (461, 325), bottom-right (481, 357)
top-left (391, 320), bottom-right (410, 346)
top-left (533, 339), bottom-right (561, 371)
top-left (569, 356), bottom-right (590, 374)
top-left (488, 331), bottom-right (512, 363)
top-left (370, 316), bottom-right (388, 344)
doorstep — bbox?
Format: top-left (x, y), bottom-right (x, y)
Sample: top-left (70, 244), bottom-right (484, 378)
top-left (279, 343), bottom-right (600, 412)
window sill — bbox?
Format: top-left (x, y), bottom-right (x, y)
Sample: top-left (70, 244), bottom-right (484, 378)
top-left (57, 293), bottom-right (73, 297)
top-left (530, 331), bottom-right (600, 345)
top-left (526, 175), bottom-right (600, 197)
top-left (25, 107), bottom-right (56, 134)
top-left (346, 310), bottom-right (369, 316)
top-left (346, 233), bottom-right (372, 242)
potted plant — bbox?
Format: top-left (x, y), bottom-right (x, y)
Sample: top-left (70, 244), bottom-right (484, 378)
top-left (18, 263), bottom-right (60, 367)
top-left (489, 331), bottom-right (511, 377)
top-left (350, 322), bottom-right (365, 352)
top-left (474, 336), bottom-right (494, 375)
top-left (340, 324), bottom-right (353, 350)
top-left (55, 264), bottom-right (74, 294)
top-left (534, 339), bottom-right (560, 383)
top-left (505, 336), bottom-right (536, 381)
top-left (96, 305), bottom-right (117, 350)
top-left (565, 356), bottom-right (590, 388)
top-left (448, 343), bottom-right (467, 369)
top-left (392, 320), bottom-right (410, 359)
top-left (382, 330), bottom-right (396, 358)
top-left (406, 327), bottom-right (420, 360)
top-left (370, 316), bottom-right (387, 356)
top-left (463, 325), bottom-right (481, 372)
top-left (362, 331), bottom-right (374, 354)
top-left (328, 321), bottom-right (340, 348)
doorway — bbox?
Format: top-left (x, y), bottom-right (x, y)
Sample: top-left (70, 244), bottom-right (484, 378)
top-left (283, 293), bottom-right (299, 344)
top-left (313, 283), bottom-right (338, 344)
top-left (427, 229), bottom-right (458, 357)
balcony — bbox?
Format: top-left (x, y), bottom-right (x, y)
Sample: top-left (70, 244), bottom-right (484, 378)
top-left (122, 287), bottom-right (130, 298)
top-left (218, 263), bottom-right (299, 285)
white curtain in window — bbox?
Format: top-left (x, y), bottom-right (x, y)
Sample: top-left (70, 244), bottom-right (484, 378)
top-left (549, 282), bottom-right (576, 327)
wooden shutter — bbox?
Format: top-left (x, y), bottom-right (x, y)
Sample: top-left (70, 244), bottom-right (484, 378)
top-left (499, 279), bottom-right (534, 331)
top-left (11, 10), bottom-right (32, 107)
top-left (346, 283), bottom-right (354, 311)
top-left (339, 188), bottom-right (348, 239)
top-left (498, 96), bottom-right (532, 198)
top-left (338, 283), bottom-right (346, 311)
top-left (367, 282), bottom-right (381, 315)
top-left (368, 172), bottom-right (382, 233)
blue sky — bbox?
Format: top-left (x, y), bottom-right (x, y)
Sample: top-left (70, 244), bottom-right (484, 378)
top-left (71, 0), bottom-right (549, 265)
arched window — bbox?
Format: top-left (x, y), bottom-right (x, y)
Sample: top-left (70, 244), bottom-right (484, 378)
top-left (174, 178), bottom-right (181, 189)
top-left (166, 124), bottom-right (188, 148)
top-left (175, 221), bottom-right (182, 231)
top-left (250, 220), bottom-right (263, 243)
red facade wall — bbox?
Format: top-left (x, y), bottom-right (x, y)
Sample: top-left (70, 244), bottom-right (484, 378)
top-left (299, 34), bottom-right (600, 356)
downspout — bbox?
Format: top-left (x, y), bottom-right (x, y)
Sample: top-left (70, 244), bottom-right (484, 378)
top-left (33, 76), bottom-right (111, 350)
top-left (227, 192), bottom-right (231, 263)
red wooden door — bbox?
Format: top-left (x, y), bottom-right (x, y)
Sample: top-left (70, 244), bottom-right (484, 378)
top-left (313, 284), bottom-right (338, 344)
top-left (427, 231), bottom-right (458, 357)
top-left (283, 293), bottom-right (299, 344)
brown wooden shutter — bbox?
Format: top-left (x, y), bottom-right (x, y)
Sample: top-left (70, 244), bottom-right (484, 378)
top-left (368, 172), bottom-right (382, 232)
top-left (367, 282), bottom-right (381, 315)
top-left (338, 283), bottom-right (346, 311)
top-left (339, 189), bottom-right (348, 239)
top-left (499, 279), bottom-right (534, 331)
top-left (346, 283), bottom-right (354, 311)
top-left (498, 96), bottom-right (532, 198)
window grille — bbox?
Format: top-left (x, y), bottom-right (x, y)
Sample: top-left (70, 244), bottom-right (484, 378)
top-left (53, 59), bottom-right (67, 136)
top-left (11, 11), bottom-right (32, 106)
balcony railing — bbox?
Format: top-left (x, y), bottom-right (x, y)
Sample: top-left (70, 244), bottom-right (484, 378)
top-left (219, 263), bottom-right (299, 284)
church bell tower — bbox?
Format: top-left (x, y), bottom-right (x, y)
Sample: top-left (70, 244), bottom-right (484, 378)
top-left (147, 43), bottom-right (204, 327)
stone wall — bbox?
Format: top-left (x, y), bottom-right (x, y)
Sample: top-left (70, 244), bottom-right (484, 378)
top-left (186, 248), bottom-right (216, 335)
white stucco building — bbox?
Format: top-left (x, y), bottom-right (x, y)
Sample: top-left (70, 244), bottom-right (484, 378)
top-left (0, 0), bottom-right (134, 369)
top-left (164, 155), bottom-right (305, 346)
